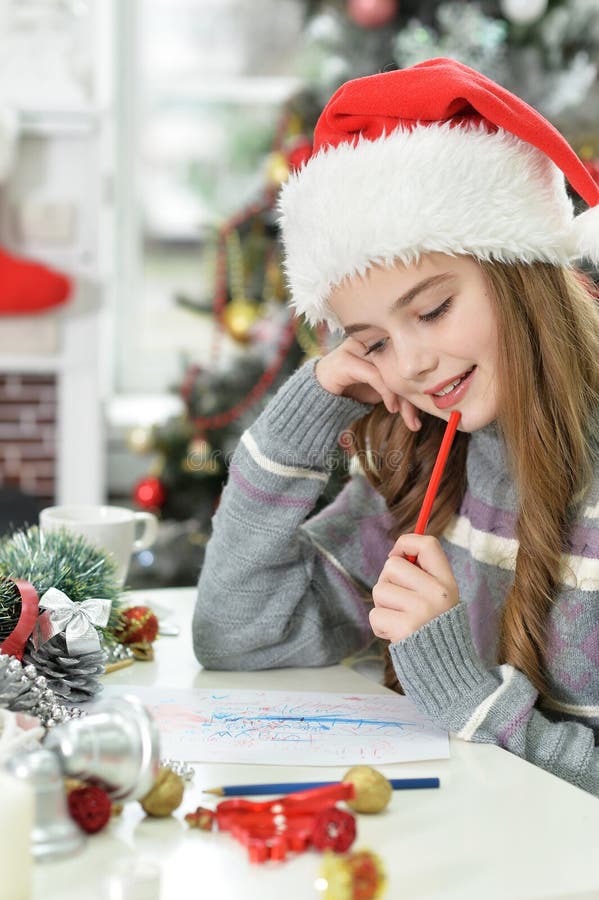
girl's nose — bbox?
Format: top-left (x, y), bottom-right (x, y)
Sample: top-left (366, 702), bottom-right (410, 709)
top-left (393, 338), bottom-right (437, 382)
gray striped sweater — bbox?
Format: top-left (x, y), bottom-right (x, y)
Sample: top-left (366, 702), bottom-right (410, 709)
top-left (193, 360), bottom-right (599, 796)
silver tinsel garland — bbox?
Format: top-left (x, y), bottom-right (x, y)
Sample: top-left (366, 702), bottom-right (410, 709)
top-left (0, 651), bottom-right (85, 728)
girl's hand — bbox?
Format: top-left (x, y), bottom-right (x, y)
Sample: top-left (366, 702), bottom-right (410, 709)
top-left (370, 534), bottom-right (459, 643)
top-left (315, 338), bottom-right (421, 428)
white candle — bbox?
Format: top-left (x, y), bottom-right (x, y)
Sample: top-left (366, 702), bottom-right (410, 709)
top-left (0, 770), bottom-right (33, 900)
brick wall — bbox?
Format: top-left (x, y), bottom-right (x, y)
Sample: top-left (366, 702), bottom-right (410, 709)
top-left (0, 374), bottom-right (57, 503)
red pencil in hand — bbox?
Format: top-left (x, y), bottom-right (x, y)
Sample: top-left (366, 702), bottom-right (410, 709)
top-left (405, 410), bottom-right (461, 564)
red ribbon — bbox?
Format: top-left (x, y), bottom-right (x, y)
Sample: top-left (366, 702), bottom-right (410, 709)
top-left (0, 579), bottom-right (39, 660)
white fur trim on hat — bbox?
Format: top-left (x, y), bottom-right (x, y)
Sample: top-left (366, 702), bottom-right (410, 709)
top-left (569, 204), bottom-right (599, 263)
top-left (278, 123), bottom-right (579, 328)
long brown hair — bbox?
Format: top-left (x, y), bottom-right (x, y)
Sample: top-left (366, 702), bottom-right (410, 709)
top-left (351, 260), bottom-right (599, 695)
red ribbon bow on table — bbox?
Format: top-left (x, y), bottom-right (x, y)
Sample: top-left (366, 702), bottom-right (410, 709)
top-left (188, 782), bottom-right (358, 863)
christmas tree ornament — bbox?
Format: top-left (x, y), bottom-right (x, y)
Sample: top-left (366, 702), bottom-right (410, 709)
top-left (113, 605), bottom-right (159, 645)
top-left (265, 150), bottom-right (290, 186)
top-left (43, 695), bottom-right (160, 801)
top-left (126, 425), bottom-right (155, 455)
top-left (66, 784), bottom-right (112, 834)
top-left (342, 766), bottom-right (392, 814)
top-left (24, 632), bottom-right (106, 703)
top-left (139, 765), bottom-right (185, 817)
top-left (315, 849), bottom-right (387, 899)
top-left (0, 652), bottom-right (86, 728)
top-left (133, 475), bottom-right (167, 511)
top-left (500, 0), bottom-right (548, 26)
top-left (346, 0), bottom-right (398, 30)
top-left (221, 298), bottom-right (261, 343)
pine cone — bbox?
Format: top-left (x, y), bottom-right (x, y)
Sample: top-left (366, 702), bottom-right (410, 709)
top-left (24, 634), bottom-right (106, 702)
top-left (0, 651), bottom-right (85, 726)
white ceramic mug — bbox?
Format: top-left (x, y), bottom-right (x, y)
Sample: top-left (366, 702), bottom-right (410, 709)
top-left (39, 505), bottom-right (159, 587)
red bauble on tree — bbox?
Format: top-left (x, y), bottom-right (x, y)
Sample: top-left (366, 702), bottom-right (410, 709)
top-left (133, 475), bottom-right (167, 511)
top-left (346, 0), bottom-right (398, 28)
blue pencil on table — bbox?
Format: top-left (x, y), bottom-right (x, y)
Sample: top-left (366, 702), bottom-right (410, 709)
top-left (203, 777), bottom-right (440, 796)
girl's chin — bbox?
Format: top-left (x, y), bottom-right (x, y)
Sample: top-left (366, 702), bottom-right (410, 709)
top-left (430, 407), bottom-right (497, 433)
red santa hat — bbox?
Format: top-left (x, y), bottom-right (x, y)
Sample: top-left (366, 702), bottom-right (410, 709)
top-left (278, 57), bottom-right (599, 327)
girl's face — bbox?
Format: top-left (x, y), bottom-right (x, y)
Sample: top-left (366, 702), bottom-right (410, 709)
top-left (328, 253), bottom-right (500, 432)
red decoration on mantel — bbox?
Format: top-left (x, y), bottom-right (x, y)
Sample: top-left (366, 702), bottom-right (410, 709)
top-left (0, 248), bottom-right (72, 316)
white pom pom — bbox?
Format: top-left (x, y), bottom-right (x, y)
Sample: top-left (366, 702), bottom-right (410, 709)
top-left (570, 205), bottom-right (599, 264)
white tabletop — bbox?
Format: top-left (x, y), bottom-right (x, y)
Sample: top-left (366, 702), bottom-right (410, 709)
top-left (34, 587), bottom-right (599, 900)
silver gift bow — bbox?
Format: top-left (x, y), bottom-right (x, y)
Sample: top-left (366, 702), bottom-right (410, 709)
top-left (32, 587), bottom-right (111, 655)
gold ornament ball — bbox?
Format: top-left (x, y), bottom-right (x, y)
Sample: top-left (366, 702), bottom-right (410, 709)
top-left (140, 766), bottom-right (185, 817)
top-left (265, 150), bottom-right (290, 186)
top-left (342, 766), bottom-right (392, 814)
top-left (126, 425), bottom-right (154, 455)
top-left (222, 299), bottom-right (260, 343)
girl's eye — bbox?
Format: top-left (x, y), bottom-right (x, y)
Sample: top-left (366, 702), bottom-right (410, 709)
top-left (419, 297), bottom-right (452, 323)
top-left (364, 337), bottom-right (388, 356)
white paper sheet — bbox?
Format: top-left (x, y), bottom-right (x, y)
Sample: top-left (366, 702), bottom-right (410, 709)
top-left (95, 685), bottom-right (449, 765)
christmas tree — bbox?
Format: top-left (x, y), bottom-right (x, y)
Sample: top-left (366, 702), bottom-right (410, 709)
top-left (128, 0), bottom-right (599, 587)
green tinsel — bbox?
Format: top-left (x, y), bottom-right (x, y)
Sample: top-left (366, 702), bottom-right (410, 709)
top-left (0, 526), bottom-right (122, 639)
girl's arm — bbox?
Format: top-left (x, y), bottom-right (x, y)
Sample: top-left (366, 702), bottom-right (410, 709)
top-left (192, 360), bottom-right (389, 670)
top-left (390, 601), bottom-right (599, 796)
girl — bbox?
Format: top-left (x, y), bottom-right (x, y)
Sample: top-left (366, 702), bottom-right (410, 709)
top-left (193, 58), bottom-right (599, 795)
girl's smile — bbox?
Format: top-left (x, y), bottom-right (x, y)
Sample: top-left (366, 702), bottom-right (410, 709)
top-left (328, 253), bottom-right (500, 432)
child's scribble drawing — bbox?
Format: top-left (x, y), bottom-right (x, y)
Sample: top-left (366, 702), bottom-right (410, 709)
top-left (99, 687), bottom-right (449, 764)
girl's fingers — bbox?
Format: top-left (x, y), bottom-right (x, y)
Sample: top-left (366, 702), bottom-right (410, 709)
top-left (371, 579), bottom-right (413, 612)
top-left (378, 554), bottom-right (437, 593)
top-left (369, 605), bottom-right (409, 643)
top-left (397, 397), bottom-right (421, 431)
top-left (342, 354), bottom-right (400, 413)
top-left (388, 534), bottom-right (451, 576)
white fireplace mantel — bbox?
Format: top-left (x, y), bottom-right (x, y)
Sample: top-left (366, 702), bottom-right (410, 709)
top-left (0, 286), bottom-right (104, 505)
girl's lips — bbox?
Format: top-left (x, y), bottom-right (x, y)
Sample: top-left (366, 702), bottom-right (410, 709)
top-left (430, 366), bottom-right (476, 410)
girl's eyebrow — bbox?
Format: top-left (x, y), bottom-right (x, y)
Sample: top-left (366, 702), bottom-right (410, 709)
top-left (343, 272), bottom-right (457, 337)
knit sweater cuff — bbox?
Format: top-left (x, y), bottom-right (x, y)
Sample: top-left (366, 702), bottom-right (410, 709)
top-left (389, 603), bottom-right (494, 721)
top-left (261, 358), bottom-right (373, 463)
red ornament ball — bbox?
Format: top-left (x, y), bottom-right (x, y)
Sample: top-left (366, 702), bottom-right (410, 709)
top-left (115, 605), bottom-right (159, 644)
top-left (67, 785), bottom-right (112, 834)
top-left (346, 0), bottom-right (398, 28)
top-left (311, 806), bottom-right (356, 853)
top-left (133, 476), bottom-right (166, 510)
